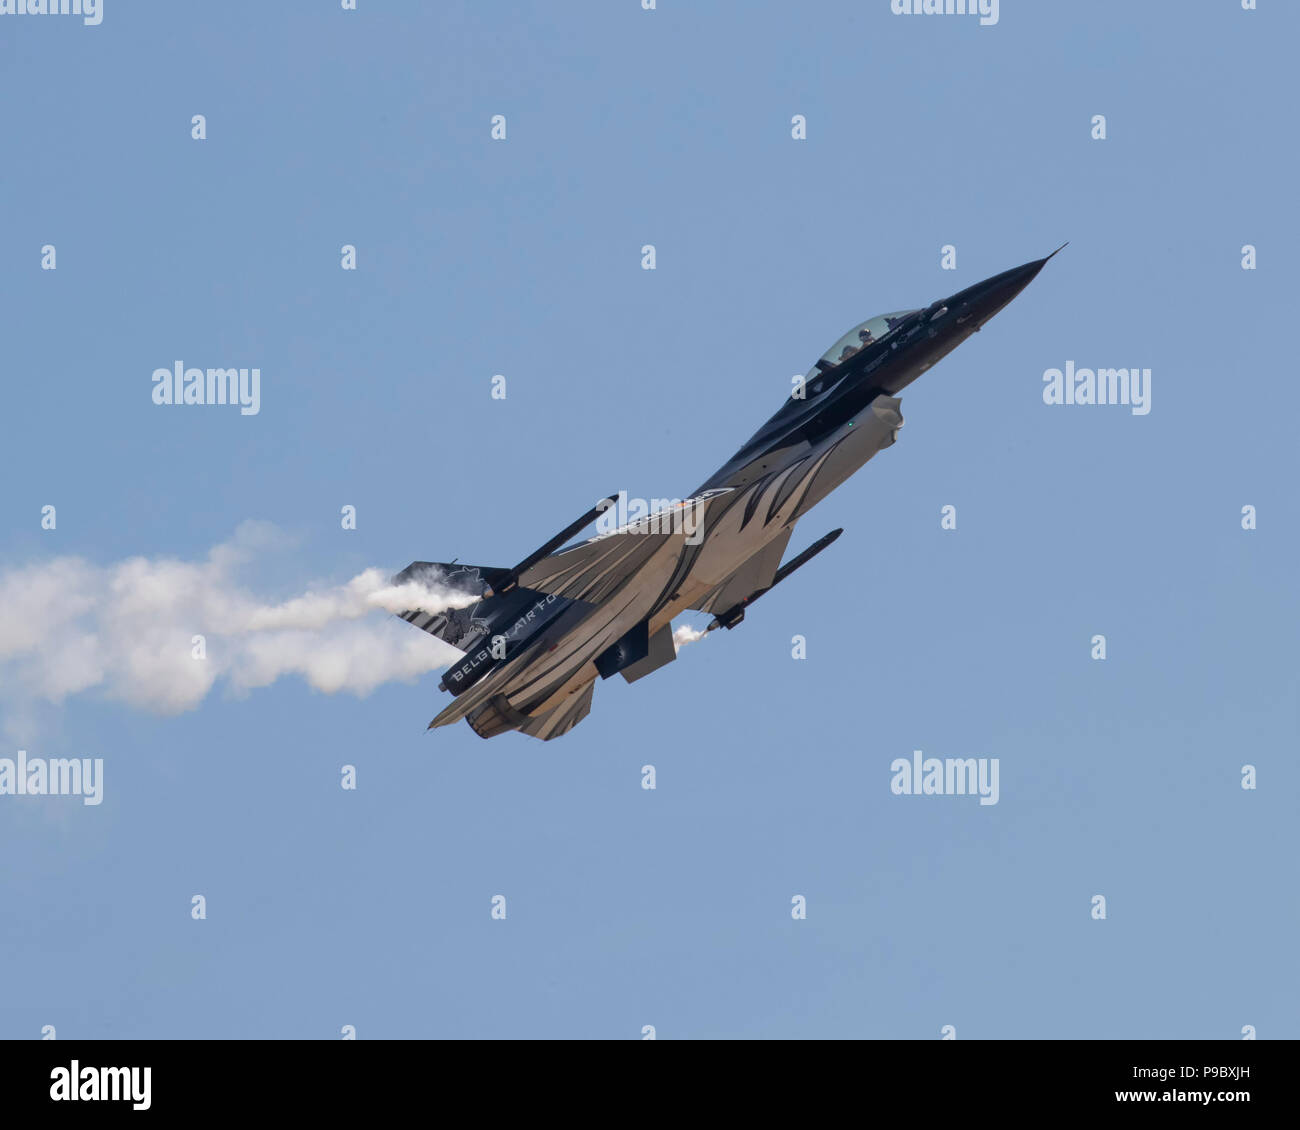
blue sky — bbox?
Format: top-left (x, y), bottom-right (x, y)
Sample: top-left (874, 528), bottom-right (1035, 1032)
top-left (1, 0), bottom-right (1295, 1039)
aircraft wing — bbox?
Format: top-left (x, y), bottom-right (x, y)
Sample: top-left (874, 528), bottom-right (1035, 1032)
top-left (513, 489), bottom-right (734, 605)
top-left (687, 526), bottom-right (793, 615)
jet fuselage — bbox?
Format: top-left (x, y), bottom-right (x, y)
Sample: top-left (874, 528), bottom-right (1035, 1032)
top-left (412, 252), bottom-right (1059, 739)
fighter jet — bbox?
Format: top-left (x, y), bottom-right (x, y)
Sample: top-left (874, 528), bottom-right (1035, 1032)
top-left (396, 249), bottom-right (1062, 739)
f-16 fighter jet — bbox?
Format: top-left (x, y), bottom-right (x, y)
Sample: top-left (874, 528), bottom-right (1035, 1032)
top-left (396, 249), bottom-right (1063, 739)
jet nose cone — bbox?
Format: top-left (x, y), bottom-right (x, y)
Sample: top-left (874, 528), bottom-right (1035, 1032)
top-left (948, 245), bottom-right (1064, 331)
top-left (1013, 241), bottom-right (1069, 285)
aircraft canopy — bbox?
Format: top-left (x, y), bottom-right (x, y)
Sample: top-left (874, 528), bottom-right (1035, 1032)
top-left (814, 310), bottom-right (919, 370)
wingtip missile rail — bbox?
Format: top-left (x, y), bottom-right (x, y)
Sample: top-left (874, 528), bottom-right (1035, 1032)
top-left (706, 528), bottom-right (844, 632)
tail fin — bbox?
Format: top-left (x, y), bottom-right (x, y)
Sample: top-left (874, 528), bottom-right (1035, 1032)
top-left (392, 561), bottom-right (508, 653)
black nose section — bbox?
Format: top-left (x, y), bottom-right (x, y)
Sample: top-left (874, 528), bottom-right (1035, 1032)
top-left (945, 244), bottom-right (1065, 331)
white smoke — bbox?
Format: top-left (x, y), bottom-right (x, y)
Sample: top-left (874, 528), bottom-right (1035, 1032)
top-left (0, 522), bottom-right (476, 717)
top-left (673, 622), bottom-right (709, 648)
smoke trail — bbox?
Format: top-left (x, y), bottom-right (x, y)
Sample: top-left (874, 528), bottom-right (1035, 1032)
top-left (0, 522), bottom-right (474, 716)
top-left (673, 623), bottom-right (709, 648)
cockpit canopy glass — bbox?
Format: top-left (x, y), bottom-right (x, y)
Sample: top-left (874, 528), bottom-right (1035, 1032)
top-left (813, 310), bottom-right (920, 371)
top-left (724, 309), bottom-right (921, 465)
